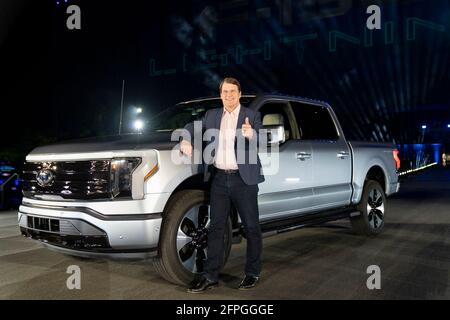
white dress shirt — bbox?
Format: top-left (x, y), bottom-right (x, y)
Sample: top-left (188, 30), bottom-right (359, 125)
top-left (214, 105), bottom-right (241, 170)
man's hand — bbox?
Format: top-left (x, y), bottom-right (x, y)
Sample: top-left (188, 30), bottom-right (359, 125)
top-left (241, 117), bottom-right (254, 139)
top-left (180, 140), bottom-right (193, 157)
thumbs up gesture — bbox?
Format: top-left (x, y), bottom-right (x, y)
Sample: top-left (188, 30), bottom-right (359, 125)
top-left (241, 117), bottom-right (253, 139)
top-left (180, 140), bottom-right (193, 157)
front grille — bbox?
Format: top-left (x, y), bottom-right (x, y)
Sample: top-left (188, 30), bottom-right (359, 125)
top-left (27, 215), bottom-right (60, 232)
top-left (19, 213), bottom-right (110, 250)
top-left (22, 160), bottom-right (112, 200)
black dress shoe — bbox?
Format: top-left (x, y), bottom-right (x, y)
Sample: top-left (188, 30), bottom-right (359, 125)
top-left (187, 277), bottom-right (219, 293)
top-left (238, 276), bottom-right (259, 290)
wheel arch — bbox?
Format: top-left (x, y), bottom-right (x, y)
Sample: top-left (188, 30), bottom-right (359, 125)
top-left (161, 174), bottom-right (208, 217)
top-left (163, 174), bottom-right (241, 230)
top-left (353, 165), bottom-right (388, 204)
top-left (365, 166), bottom-right (386, 193)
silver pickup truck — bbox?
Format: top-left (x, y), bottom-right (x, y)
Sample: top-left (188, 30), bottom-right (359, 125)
top-left (18, 94), bottom-right (400, 285)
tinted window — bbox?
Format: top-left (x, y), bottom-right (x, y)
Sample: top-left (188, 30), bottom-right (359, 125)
top-left (290, 102), bottom-right (338, 140)
top-left (258, 102), bottom-right (294, 140)
top-left (149, 96), bottom-right (255, 131)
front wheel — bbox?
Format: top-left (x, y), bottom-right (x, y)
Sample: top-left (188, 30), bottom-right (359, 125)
top-left (153, 190), bottom-right (232, 285)
top-left (350, 180), bottom-right (386, 236)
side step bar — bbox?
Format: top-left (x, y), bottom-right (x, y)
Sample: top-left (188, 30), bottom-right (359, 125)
top-left (233, 207), bottom-right (360, 239)
top-left (261, 207), bottom-right (359, 237)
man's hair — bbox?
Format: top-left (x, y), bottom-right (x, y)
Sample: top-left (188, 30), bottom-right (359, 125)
top-left (219, 77), bottom-right (241, 93)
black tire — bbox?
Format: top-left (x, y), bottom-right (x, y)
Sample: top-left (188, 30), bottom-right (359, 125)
top-left (350, 180), bottom-right (386, 236)
top-left (153, 190), bottom-right (232, 285)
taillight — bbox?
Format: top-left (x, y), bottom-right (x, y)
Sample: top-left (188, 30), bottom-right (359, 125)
top-left (393, 150), bottom-right (401, 170)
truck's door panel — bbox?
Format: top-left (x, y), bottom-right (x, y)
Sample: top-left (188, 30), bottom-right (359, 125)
top-left (290, 101), bottom-right (352, 209)
top-left (256, 101), bottom-right (315, 220)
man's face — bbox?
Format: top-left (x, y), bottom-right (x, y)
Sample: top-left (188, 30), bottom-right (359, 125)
top-left (220, 82), bottom-right (241, 111)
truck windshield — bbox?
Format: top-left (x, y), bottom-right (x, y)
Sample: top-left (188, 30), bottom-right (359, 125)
top-left (149, 96), bottom-right (256, 131)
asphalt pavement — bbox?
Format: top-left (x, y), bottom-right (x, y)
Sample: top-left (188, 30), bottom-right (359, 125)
top-left (0, 166), bottom-right (449, 299)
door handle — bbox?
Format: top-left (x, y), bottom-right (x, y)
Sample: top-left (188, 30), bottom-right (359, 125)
top-left (337, 151), bottom-right (350, 159)
top-left (296, 152), bottom-right (311, 160)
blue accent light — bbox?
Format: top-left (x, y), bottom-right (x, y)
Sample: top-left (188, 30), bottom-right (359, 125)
top-left (421, 125), bottom-right (427, 129)
top-left (432, 144), bottom-right (441, 164)
top-left (399, 143), bottom-right (441, 171)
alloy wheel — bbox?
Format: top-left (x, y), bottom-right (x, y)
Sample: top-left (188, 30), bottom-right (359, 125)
top-left (176, 204), bottom-right (211, 274)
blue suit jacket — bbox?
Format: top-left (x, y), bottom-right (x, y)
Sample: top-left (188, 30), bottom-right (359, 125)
top-left (184, 106), bottom-right (265, 185)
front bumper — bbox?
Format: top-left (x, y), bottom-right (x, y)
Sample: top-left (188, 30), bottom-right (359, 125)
top-left (18, 201), bottom-right (163, 257)
top-left (43, 242), bottom-right (157, 260)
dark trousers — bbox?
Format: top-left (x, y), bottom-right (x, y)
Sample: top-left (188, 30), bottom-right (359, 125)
top-left (205, 170), bottom-right (262, 282)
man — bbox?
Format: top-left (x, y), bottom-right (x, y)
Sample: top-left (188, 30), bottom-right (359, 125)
top-left (181, 77), bottom-right (264, 293)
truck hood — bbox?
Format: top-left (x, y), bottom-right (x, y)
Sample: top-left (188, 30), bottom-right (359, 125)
top-left (29, 132), bottom-right (178, 155)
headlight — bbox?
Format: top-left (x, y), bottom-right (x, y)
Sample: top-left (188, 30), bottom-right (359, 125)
top-left (110, 158), bottom-right (141, 198)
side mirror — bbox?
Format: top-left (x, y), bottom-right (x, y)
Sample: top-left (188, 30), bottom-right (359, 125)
top-left (264, 125), bottom-right (285, 145)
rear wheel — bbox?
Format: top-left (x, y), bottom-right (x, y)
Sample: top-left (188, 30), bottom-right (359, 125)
top-left (350, 180), bottom-right (386, 236)
top-left (153, 190), bottom-right (232, 285)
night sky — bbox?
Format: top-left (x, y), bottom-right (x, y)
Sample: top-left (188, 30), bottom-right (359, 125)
top-left (1, 0), bottom-right (449, 162)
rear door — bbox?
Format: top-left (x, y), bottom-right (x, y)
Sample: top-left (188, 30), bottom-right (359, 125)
top-left (290, 101), bottom-right (352, 209)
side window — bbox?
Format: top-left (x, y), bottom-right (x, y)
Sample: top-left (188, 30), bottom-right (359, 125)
top-left (258, 102), bottom-right (294, 141)
top-left (290, 102), bottom-right (339, 141)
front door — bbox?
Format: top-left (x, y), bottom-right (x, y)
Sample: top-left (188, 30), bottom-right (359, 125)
top-left (256, 101), bottom-right (315, 221)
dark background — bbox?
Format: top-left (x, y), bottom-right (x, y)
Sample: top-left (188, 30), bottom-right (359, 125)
top-left (0, 0), bottom-right (449, 162)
